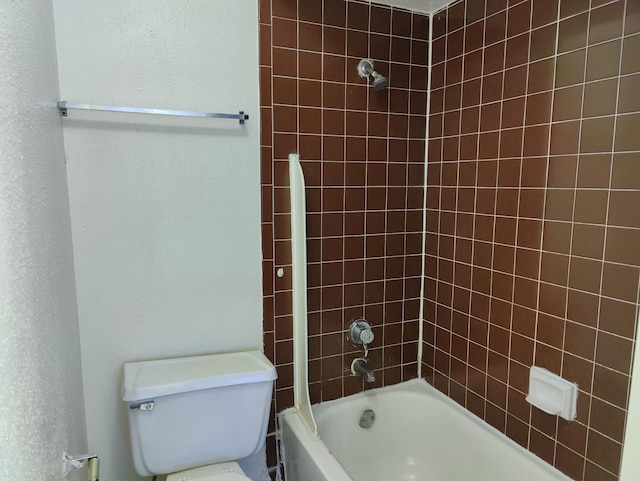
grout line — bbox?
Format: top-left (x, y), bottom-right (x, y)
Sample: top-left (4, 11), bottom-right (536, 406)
top-left (450, 2), bottom-right (466, 410)
top-left (531, 0), bottom-right (563, 465)
top-left (438, 0), bottom-right (451, 399)
top-left (465, 0), bottom-right (487, 415)
top-left (340, 0), bottom-right (350, 401)
top-left (432, 11), bottom-right (446, 390)
top-left (423, 300), bottom-right (635, 379)
top-left (360, 0), bottom-right (372, 326)
top-left (445, 0), bottom-right (467, 412)
top-left (424, 304), bottom-right (631, 390)
top-left (430, 26), bottom-right (638, 68)
top-left (380, 5), bottom-right (394, 382)
top-left (412, 278), bottom-right (638, 337)
top-left (586, 0), bottom-right (628, 475)
top-left (318, 0), bottom-right (326, 400)
top-left (501, 0), bottom-right (533, 447)
top-left (417, 12), bottom-right (435, 380)
top-left (490, 0), bottom-right (513, 428)
top-left (269, 0), bottom-right (278, 403)
top-left (580, 0), bottom-right (601, 474)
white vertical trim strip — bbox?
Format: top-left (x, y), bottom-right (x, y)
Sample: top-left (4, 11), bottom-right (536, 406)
top-left (289, 153), bottom-right (319, 437)
top-left (417, 12), bottom-right (435, 379)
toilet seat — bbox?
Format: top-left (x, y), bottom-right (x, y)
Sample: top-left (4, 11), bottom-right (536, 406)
top-left (166, 462), bottom-right (250, 481)
top-left (168, 474), bottom-right (247, 481)
top-left (205, 475), bottom-right (248, 481)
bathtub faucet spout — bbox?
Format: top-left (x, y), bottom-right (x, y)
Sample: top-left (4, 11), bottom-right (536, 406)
top-left (352, 358), bottom-right (376, 383)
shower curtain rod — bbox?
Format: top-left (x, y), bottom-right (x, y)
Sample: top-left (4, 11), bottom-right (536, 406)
top-left (57, 101), bottom-right (249, 124)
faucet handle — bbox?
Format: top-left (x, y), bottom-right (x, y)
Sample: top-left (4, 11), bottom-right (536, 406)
top-left (360, 328), bottom-right (374, 345)
top-left (349, 319), bottom-right (374, 345)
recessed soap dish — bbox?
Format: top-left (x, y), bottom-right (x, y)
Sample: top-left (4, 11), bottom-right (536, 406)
top-left (526, 366), bottom-right (577, 421)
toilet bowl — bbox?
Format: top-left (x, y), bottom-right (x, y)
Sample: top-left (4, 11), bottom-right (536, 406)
top-left (122, 350), bottom-right (277, 479)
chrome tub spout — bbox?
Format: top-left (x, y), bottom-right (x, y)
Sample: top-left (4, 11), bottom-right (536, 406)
top-left (352, 358), bottom-right (375, 383)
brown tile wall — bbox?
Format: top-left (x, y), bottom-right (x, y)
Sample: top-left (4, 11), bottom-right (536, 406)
top-left (423, 0), bottom-right (640, 480)
top-left (259, 0), bottom-right (430, 475)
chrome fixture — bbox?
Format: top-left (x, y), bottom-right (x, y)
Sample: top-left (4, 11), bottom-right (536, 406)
top-left (349, 319), bottom-right (375, 347)
top-left (352, 358), bottom-right (375, 383)
top-left (357, 59), bottom-right (389, 91)
top-left (57, 101), bottom-right (249, 124)
top-left (129, 400), bottom-right (155, 411)
top-left (63, 452), bottom-right (99, 481)
top-left (358, 408), bottom-right (376, 428)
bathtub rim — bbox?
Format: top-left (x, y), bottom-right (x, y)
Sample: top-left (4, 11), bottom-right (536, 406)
top-left (280, 378), bottom-right (573, 481)
top-left (279, 405), bottom-right (353, 481)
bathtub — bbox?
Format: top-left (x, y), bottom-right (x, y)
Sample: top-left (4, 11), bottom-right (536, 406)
top-left (279, 378), bottom-right (571, 481)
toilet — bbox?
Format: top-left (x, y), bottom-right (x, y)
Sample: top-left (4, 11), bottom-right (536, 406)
top-left (121, 350), bottom-right (277, 480)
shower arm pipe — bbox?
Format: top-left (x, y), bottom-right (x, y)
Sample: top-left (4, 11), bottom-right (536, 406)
top-left (57, 101), bottom-right (249, 124)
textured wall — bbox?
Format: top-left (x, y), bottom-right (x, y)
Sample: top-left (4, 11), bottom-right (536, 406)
top-left (423, 1), bottom-right (640, 480)
top-left (0, 0), bottom-right (87, 479)
top-left (52, 1), bottom-right (263, 480)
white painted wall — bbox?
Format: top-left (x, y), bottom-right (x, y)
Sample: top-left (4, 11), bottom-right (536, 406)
top-left (52, 1), bottom-right (263, 480)
top-left (0, 1), bottom-right (87, 480)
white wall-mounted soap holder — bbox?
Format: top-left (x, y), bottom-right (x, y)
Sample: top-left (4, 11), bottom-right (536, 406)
top-left (526, 366), bottom-right (577, 421)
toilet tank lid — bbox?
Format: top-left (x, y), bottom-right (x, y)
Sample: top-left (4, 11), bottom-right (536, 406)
top-left (121, 350), bottom-right (277, 401)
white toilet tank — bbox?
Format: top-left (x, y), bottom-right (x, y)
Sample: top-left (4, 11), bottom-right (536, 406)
top-left (122, 350), bottom-right (277, 477)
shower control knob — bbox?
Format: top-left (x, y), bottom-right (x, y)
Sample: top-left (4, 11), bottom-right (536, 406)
top-left (360, 328), bottom-right (374, 344)
top-left (349, 319), bottom-right (374, 346)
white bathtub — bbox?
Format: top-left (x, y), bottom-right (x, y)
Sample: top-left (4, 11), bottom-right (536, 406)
top-left (279, 379), bottom-right (571, 481)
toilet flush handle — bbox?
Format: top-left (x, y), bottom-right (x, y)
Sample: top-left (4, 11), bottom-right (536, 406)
top-left (130, 401), bottom-right (155, 411)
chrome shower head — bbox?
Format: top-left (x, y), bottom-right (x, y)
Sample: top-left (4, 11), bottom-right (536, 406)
top-left (370, 71), bottom-right (389, 91)
top-left (357, 59), bottom-right (388, 91)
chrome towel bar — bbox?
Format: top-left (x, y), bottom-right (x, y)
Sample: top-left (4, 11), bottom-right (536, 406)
top-left (57, 101), bottom-right (249, 124)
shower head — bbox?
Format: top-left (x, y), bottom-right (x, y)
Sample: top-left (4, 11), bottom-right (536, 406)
top-left (357, 59), bottom-right (388, 91)
top-left (370, 71), bottom-right (389, 91)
